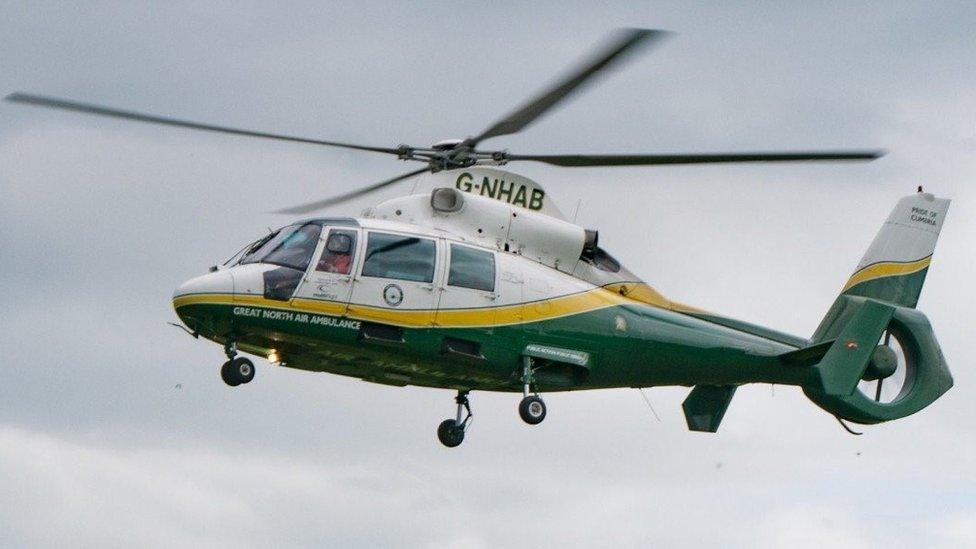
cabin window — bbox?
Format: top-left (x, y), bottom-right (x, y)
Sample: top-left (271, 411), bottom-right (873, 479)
top-left (316, 229), bottom-right (357, 275)
top-left (361, 232), bottom-right (436, 283)
top-left (448, 244), bottom-right (495, 292)
top-left (241, 223), bottom-right (321, 272)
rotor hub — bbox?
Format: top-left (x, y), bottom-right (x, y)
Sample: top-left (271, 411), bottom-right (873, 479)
top-left (432, 138), bottom-right (464, 151)
top-left (862, 343), bottom-right (898, 381)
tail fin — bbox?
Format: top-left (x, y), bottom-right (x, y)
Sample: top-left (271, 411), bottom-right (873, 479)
top-left (839, 189), bottom-right (950, 308)
top-left (801, 190), bottom-right (953, 425)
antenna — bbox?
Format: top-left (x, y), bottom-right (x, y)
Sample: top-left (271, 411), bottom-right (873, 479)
top-left (638, 388), bottom-right (661, 422)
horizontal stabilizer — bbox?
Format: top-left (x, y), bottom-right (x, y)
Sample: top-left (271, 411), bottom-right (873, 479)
top-left (682, 385), bottom-right (737, 433)
top-left (778, 340), bottom-right (833, 367)
top-left (813, 300), bottom-right (895, 395)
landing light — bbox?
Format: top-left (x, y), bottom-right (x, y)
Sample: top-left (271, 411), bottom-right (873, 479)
top-left (268, 350), bottom-right (281, 364)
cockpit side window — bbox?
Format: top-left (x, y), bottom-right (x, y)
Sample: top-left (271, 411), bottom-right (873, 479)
top-left (361, 232), bottom-right (436, 283)
top-left (316, 229), bottom-right (357, 275)
top-left (448, 244), bottom-right (495, 292)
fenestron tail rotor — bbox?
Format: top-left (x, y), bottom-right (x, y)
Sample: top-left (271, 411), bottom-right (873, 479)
top-left (858, 328), bottom-right (911, 404)
top-left (4, 27), bottom-right (886, 214)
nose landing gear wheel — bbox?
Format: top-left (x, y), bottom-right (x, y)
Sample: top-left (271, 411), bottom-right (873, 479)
top-left (221, 357), bottom-right (255, 387)
top-left (220, 360), bottom-right (240, 386)
top-left (437, 391), bottom-right (472, 448)
top-left (519, 395), bottom-right (547, 425)
top-left (437, 419), bottom-right (465, 447)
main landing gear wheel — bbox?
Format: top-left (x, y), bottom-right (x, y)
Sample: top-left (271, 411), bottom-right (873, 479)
top-left (221, 357), bottom-right (255, 387)
top-left (518, 395), bottom-right (547, 425)
top-left (437, 391), bottom-right (472, 448)
top-left (518, 356), bottom-right (547, 425)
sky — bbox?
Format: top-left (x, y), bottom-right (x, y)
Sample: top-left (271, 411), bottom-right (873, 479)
top-left (1, 1), bottom-right (974, 547)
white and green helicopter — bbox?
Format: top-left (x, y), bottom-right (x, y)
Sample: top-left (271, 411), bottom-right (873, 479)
top-left (7, 29), bottom-right (951, 447)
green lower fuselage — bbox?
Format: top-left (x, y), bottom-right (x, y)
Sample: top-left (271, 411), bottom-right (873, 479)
top-left (174, 294), bottom-right (811, 393)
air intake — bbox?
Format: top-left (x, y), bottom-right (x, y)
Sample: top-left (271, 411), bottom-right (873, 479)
top-left (430, 187), bottom-right (464, 213)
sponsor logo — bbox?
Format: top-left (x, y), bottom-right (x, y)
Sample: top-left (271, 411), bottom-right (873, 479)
top-left (314, 283), bottom-right (339, 300)
top-left (524, 344), bottom-right (590, 367)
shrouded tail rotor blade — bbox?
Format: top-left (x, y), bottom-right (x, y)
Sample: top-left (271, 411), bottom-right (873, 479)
top-left (273, 167), bottom-right (431, 215)
top-left (5, 92), bottom-right (402, 155)
top-left (471, 28), bottom-right (670, 145)
top-left (505, 151), bottom-right (885, 167)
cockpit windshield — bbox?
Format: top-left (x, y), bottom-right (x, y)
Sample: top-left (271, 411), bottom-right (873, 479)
top-left (240, 223), bottom-right (322, 271)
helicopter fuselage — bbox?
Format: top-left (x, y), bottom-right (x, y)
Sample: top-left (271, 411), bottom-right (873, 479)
top-left (172, 183), bottom-right (812, 394)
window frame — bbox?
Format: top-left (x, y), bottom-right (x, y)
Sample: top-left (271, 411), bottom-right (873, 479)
top-left (315, 228), bottom-right (359, 275)
top-left (358, 230), bottom-right (438, 284)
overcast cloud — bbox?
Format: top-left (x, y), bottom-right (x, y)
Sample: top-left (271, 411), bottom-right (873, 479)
top-left (1, 1), bottom-right (974, 547)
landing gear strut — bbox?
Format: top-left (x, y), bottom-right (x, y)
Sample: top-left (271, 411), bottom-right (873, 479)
top-left (518, 356), bottom-right (547, 425)
top-left (220, 339), bottom-right (255, 387)
top-left (437, 391), bottom-right (472, 448)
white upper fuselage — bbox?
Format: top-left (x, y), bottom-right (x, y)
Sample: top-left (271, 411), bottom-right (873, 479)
top-left (174, 168), bottom-right (661, 329)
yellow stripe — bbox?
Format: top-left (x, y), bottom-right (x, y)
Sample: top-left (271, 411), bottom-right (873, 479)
top-left (603, 282), bottom-right (708, 315)
top-left (842, 256), bottom-right (931, 292)
top-left (173, 285), bottom-right (650, 329)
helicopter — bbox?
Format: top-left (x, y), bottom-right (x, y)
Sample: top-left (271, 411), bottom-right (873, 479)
top-left (6, 29), bottom-right (952, 447)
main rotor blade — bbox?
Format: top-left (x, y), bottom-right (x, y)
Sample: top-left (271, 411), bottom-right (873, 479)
top-left (5, 93), bottom-right (402, 155)
top-left (273, 167), bottom-right (431, 214)
top-left (504, 151), bottom-right (885, 167)
top-left (471, 28), bottom-right (669, 145)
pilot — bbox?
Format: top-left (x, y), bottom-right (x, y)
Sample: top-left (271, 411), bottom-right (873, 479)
top-left (317, 233), bottom-right (353, 274)
top-left (318, 251), bottom-right (350, 274)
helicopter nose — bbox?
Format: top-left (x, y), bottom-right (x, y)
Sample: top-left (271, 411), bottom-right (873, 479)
top-left (172, 269), bottom-right (235, 309)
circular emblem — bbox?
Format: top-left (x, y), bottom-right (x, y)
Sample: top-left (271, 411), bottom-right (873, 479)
top-left (382, 284), bottom-right (404, 307)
